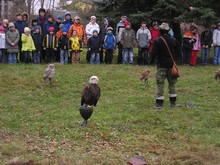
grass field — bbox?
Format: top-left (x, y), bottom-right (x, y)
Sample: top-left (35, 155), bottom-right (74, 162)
top-left (0, 54), bottom-right (220, 164)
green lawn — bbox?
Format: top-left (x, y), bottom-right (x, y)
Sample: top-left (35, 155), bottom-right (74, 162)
top-left (0, 54), bottom-right (220, 164)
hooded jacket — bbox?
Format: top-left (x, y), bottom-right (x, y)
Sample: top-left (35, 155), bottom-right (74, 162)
top-left (21, 33), bottom-right (36, 51)
top-left (136, 27), bottom-right (151, 48)
top-left (6, 29), bottom-right (20, 53)
top-left (120, 28), bottom-right (137, 48)
top-left (68, 22), bottom-right (86, 44)
top-left (85, 22), bottom-right (100, 39)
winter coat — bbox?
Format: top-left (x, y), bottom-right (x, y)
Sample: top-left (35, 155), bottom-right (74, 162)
top-left (43, 21), bottom-right (55, 36)
top-left (201, 30), bottom-right (212, 47)
top-left (56, 29), bottom-right (63, 40)
top-left (6, 29), bottom-right (20, 53)
top-left (182, 31), bottom-right (196, 49)
top-left (68, 23), bottom-right (86, 44)
top-left (150, 34), bottom-right (177, 68)
top-left (87, 36), bottom-right (101, 53)
top-left (69, 36), bottom-right (82, 51)
top-left (192, 33), bottom-right (201, 51)
top-left (43, 34), bottom-right (58, 49)
top-left (32, 32), bottom-right (43, 51)
top-left (104, 32), bottom-right (116, 49)
top-left (136, 27), bottom-right (151, 48)
top-left (120, 28), bottom-right (137, 48)
top-left (85, 22), bottom-right (100, 39)
top-left (36, 16), bottom-right (47, 31)
top-left (21, 34), bottom-right (36, 51)
top-left (62, 19), bottom-right (73, 32)
top-left (116, 20), bottom-right (125, 42)
top-left (58, 35), bottom-right (69, 50)
top-left (213, 29), bottom-right (220, 46)
top-left (14, 20), bottom-right (28, 35)
top-left (149, 27), bottom-right (160, 53)
top-left (54, 22), bottom-right (61, 33)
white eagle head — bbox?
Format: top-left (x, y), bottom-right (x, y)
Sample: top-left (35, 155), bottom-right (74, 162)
top-left (89, 76), bottom-right (99, 84)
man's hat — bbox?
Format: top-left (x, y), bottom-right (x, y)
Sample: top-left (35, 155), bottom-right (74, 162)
top-left (159, 22), bottom-right (170, 31)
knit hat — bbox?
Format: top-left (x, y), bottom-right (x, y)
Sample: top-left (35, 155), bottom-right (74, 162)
top-left (59, 24), bottom-right (64, 29)
top-left (56, 15), bottom-right (62, 21)
top-left (48, 27), bottom-right (54, 32)
top-left (107, 27), bottom-right (113, 31)
top-left (0, 26), bottom-right (4, 31)
top-left (9, 22), bottom-right (15, 28)
top-left (124, 21), bottom-right (130, 27)
top-left (65, 11), bottom-right (71, 17)
top-left (0, 26), bottom-right (4, 32)
top-left (62, 27), bottom-right (68, 33)
top-left (34, 26), bottom-right (40, 30)
top-left (24, 27), bottom-right (30, 32)
top-left (159, 22), bottom-right (170, 31)
top-left (93, 30), bottom-right (98, 34)
top-left (32, 19), bottom-right (38, 23)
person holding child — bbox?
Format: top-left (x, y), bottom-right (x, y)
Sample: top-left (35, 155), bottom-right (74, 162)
top-left (69, 30), bottom-right (83, 64)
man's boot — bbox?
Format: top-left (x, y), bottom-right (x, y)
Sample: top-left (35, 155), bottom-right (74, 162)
top-left (154, 99), bottom-right (164, 109)
top-left (169, 97), bottom-right (182, 107)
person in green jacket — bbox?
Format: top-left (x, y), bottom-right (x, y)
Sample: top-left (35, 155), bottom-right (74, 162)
top-left (120, 21), bottom-right (137, 64)
top-left (21, 27), bottom-right (35, 63)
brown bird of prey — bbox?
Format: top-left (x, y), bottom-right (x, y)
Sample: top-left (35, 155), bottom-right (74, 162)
top-left (215, 68), bottom-right (220, 81)
top-left (43, 64), bottom-right (55, 84)
top-left (80, 76), bottom-right (101, 126)
top-left (140, 69), bottom-right (151, 85)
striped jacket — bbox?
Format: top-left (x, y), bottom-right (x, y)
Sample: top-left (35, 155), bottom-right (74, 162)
top-left (43, 34), bottom-right (58, 49)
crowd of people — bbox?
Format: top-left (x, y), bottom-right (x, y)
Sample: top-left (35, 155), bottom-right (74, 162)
top-left (0, 8), bottom-right (220, 66)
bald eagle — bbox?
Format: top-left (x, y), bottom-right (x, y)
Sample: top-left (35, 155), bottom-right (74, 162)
top-left (80, 76), bottom-right (101, 126)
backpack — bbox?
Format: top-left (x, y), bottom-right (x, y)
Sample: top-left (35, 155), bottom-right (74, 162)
top-left (104, 34), bottom-right (115, 49)
top-left (138, 32), bottom-right (149, 48)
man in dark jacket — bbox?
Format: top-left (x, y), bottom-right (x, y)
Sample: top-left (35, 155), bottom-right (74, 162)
top-left (150, 22), bottom-right (180, 109)
top-left (201, 26), bottom-right (212, 65)
top-left (32, 26), bottom-right (42, 63)
top-left (14, 13), bottom-right (28, 62)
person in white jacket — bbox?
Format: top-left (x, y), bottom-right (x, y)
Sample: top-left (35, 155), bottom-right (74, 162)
top-left (136, 21), bottom-right (151, 65)
top-left (213, 22), bottom-right (220, 65)
top-left (85, 16), bottom-right (100, 40)
top-left (85, 16), bottom-right (100, 62)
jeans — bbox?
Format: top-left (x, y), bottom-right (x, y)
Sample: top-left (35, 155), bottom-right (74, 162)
top-left (33, 50), bottom-right (41, 63)
top-left (90, 53), bottom-right (100, 64)
top-left (123, 48), bottom-right (133, 64)
top-left (60, 49), bottom-right (68, 64)
top-left (8, 53), bottom-right (17, 64)
top-left (201, 48), bottom-right (210, 65)
top-left (213, 46), bottom-right (220, 65)
top-left (23, 51), bottom-right (31, 64)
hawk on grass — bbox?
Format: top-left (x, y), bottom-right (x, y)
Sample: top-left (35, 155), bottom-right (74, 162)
top-left (80, 76), bottom-right (101, 126)
top-left (44, 64), bottom-right (55, 84)
top-left (215, 68), bottom-right (220, 81)
top-left (140, 69), bottom-right (151, 85)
